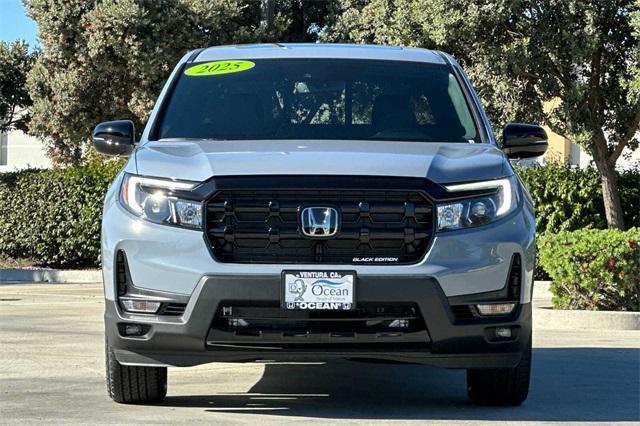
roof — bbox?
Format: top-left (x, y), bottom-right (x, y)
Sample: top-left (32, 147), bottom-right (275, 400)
top-left (194, 43), bottom-right (446, 64)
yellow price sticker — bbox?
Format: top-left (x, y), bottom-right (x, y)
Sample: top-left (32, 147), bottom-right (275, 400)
top-left (184, 60), bottom-right (255, 76)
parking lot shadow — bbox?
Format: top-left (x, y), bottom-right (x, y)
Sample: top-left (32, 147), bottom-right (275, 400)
top-left (163, 347), bottom-right (640, 422)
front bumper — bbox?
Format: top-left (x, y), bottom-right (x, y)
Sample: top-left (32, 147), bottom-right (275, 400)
top-left (106, 274), bottom-right (531, 369)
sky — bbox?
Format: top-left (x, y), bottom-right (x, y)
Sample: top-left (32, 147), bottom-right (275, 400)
top-left (0, 0), bottom-right (38, 48)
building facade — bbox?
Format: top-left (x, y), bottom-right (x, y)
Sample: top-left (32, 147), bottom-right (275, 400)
top-left (0, 129), bottom-right (52, 172)
top-left (542, 126), bottom-right (639, 170)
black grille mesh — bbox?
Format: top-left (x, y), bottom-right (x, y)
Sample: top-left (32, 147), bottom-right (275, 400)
top-left (205, 188), bottom-right (434, 264)
top-left (159, 303), bottom-right (187, 316)
top-left (116, 250), bottom-right (128, 296)
top-left (508, 254), bottom-right (522, 300)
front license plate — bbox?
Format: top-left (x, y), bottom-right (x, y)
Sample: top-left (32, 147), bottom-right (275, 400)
top-left (282, 270), bottom-right (356, 310)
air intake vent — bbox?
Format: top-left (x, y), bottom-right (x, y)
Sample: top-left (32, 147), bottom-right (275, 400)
top-left (115, 250), bottom-right (129, 296)
top-left (508, 254), bottom-right (522, 300)
top-left (160, 303), bottom-right (187, 316)
top-left (450, 305), bottom-right (475, 320)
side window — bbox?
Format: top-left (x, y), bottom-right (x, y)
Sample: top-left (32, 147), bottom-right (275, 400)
top-left (448, 74), bottom-right (476, 139)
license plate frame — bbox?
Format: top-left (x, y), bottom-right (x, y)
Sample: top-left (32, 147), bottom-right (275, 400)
top-left (281, 270), bottom-right (356, 310)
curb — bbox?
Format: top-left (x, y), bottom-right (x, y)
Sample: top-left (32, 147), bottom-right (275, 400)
top-left (534, 305), bottom-right (640, 331)
top-left (532, 281), bottom-right (639, 331)
top-left (0, 268), bottom-right (102, 284)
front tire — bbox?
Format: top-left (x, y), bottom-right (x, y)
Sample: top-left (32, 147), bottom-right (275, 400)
top-left (466, 335), bottom-right (532, 406)
top-left (105, 339), bottom-right (167, 404)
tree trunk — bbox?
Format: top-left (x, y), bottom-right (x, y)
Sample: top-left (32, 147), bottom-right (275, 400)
top-left (290, 0), bottom-right (305, 41)
top-left (260, 0), bottom-right (275, 30)
top-left (599, 161), bottom-right (625, 229)
top-left (592, 133), bottom-right (625, 230)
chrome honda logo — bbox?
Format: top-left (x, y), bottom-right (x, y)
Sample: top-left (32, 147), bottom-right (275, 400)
top-left (300, 207), bottom-right (339, 238)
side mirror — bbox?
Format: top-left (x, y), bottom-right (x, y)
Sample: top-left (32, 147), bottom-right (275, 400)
top-left (501, 123), bottom-right (548, 159)
top-left (92, 120), bottom-right (136, 156)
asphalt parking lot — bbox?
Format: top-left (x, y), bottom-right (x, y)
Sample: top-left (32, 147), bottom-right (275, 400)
top-left (1, 283), bottom-right (639, 425)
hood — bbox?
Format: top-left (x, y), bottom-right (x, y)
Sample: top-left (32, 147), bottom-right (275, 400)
top-left (134, 140), bottom-right (509, 184)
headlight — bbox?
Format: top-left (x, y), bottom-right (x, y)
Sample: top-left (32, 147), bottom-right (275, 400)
top-left (120, 173), bottom-right (202, 229)
top-left (436, 176), bottom-right (519, 231)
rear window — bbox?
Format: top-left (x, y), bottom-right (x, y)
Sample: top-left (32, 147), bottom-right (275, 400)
top-left (156, 58), bottom-right (479, 143)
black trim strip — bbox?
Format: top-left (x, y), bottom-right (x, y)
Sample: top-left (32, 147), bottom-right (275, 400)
top-left (186, 48), bottom-right (205, 63)
top-left (148, 62), bottom-right (188, 141)
top-left (175, 174), bottom-right (497, 202)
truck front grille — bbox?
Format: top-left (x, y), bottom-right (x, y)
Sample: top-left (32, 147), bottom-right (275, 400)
top-left (205, 180), bottom-right (434, 264)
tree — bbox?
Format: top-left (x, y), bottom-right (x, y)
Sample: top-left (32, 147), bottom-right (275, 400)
top-left (25, 0), bottom-right (334, 164)
top-left (278, 0), bottom-right (332, 41)
top-left (25, 0), bottom-right (289, 165)
top-left (324, 0), bottom-right (640, 229)
top-left (0, 40), bottom-right (36, 133)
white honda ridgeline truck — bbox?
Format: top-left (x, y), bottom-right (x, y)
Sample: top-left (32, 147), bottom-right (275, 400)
top-left (93, 44), bottom-right (548, 406)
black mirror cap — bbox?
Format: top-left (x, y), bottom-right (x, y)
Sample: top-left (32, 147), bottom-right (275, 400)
top-left (92, 120), bottom-right (136, 156)
top-left (502, 123), bottom-right (549, 159)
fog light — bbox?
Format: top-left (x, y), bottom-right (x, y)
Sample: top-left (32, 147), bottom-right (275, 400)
top-left (495, 327), bottom-right (512, 339)
top-left (118, 323), bottom-right (151, 337)
top-left (125, 324), bottom-right (143, 336)
top-left (120, 298), bottom-right (161, 313)
top-left (476, 303), bottom-right (516, 316)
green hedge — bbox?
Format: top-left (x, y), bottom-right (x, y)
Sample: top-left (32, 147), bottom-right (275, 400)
top-left (0, 160), bottom-right (122, 268)
top-left (517, 164), bottom-right (640, 234)
top-left (538, 228), bottom-right (640, 311)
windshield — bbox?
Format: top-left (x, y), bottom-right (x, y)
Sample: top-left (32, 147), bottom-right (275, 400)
top-left (155, 58), bottom-right (479, 143)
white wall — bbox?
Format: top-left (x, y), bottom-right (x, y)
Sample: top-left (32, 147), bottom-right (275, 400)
top-left (0, 129), bottom-right (52, 172)
top-left (574, 143), bottom-right (640, 171)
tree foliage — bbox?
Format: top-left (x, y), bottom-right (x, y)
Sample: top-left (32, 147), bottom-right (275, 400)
top-left (24, 0), bottom-right (289, 164)
top-left (276, 0), bottom-right (331, 41)
top-left (324, 0), bottom-right (640, 229)
top-left (24, 0), bottom-right (334, 165)
top-left (0, 40), bottom-right (36, 133)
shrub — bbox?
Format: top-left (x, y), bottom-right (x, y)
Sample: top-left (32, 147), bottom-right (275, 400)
top-left (0, 159), bottom-right (123, 268)
top-left (538, 228), bottom-right (640, 311)
top-left (517, 163), bottom-right (640, 234)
